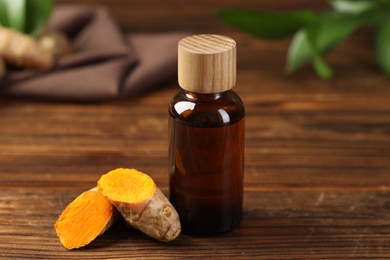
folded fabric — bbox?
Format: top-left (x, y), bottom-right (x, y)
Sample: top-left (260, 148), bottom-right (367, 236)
top-left (0, 5), bottom-right (186, 101)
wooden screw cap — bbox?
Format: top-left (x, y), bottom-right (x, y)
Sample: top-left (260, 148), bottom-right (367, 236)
top-left (178, 34), bottom-right (236, 93)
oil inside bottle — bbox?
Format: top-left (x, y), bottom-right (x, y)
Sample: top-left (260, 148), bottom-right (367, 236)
top-left (169, 90), bottom-right (244, 235)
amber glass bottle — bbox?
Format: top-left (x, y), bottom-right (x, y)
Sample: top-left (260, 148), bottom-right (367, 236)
top-left (169, 34), bottom-right (245, 235)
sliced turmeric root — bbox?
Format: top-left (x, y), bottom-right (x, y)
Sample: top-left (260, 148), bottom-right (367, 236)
top-left (97, 168), bottom-right (181, 242)
top-left (54, 188), bottom-right (116, 250)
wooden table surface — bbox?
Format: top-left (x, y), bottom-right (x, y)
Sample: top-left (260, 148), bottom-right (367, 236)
top-left (1, 0), bottom-right (390, 259)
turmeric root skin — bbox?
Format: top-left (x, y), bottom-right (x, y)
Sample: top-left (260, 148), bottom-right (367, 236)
top-left (113, 188), bottom-right (181, 242)
top-left (54, 188), bottom-right (117, 250)
top-left (98, 168), bottom-right (181, 242)
top-left (38, 29), bottom-right (71, 58)
top-left (0, 25), bottom-right (54, 70)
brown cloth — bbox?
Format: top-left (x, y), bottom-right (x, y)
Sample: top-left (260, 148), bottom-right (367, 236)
top-left (0, 6), bottom-right (186, 101)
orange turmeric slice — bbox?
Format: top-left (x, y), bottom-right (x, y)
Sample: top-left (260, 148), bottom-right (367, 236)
top-left (54, 189), bottom-right (116, 250)
top-left (98, 168), bottom-right (181, 242)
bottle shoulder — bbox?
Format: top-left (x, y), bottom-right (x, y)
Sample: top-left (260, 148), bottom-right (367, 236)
top-left (169, 89), bottom-right (245, 127)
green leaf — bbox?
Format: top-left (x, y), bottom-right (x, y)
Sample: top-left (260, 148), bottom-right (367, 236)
top-left (286, 29), bottom-right (333, 78)
top-left (0, 0), bottom-right (26, 32)
top-left (330, 0), bottom-right (378, 14)
top-left (306, 12), bottom-right (360, 52)
top-left (313, 54), bottom-right (333, 79)
top-left (25, 0), bottom-right (53, 36)
top-left (286, 30), bottom-right (311, 73)
top-left (0, 0), bottom-right (9, 26)
top-left (375, 21), bottom-right (390, 75)
top-left (287, 12), bottom-right (360, 74)
top-left (218, 9), bottom-right (317, 39)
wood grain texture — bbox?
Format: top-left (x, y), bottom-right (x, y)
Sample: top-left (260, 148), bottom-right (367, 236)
top-left (1, 188), bottom-right (389, 259)
top-left (1, 0), bottom-right (390, 258)
top-left (178, 34), bottom-right (236, 93)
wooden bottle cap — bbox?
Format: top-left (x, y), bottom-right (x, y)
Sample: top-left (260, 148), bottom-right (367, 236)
top-left (178, 34), bottom-right (236, 93)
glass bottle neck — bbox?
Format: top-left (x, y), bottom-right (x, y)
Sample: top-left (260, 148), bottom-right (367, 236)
top-left (182, 90), bottom-right (230, 102)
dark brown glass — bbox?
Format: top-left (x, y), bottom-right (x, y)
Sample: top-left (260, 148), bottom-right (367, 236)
top-left (169, 89), bottom-right (245, 235)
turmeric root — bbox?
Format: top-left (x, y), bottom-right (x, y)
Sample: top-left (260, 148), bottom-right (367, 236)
top-left (98, 168), bottom-right (181, 242)
top-left (38, 29), bottom-right (71, 58)
top-left (0, 25), bottom-right (54, 70)
top-left (54, 188), bottom-right (117, 250)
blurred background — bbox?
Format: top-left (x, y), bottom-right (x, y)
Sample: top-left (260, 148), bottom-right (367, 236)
top-left (55, 0), bottom-right (329, 32)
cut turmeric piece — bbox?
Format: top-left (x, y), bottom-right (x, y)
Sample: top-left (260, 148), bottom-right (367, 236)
top-left (54, 188), bottom-right (116, 250)
top-left (98, 168), bottom-right (181, 242)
